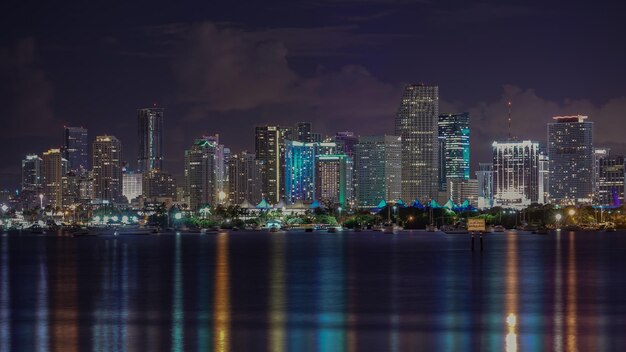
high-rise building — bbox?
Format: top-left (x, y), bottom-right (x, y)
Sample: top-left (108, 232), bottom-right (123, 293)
top-left (21, 154), bottom-right (42, 191)
top-left (492, 140), bottom-right (540, 209)
top-left (597, 154), bottom-right (625, 206)
top-left (394, 84), bottom-right (439, 202)
top-left (62, 126), bottom-right (89, 173)
top-left (255, 126), bottom-right (289, 203)
top-left (61, 171), bottom-right (81, 206)
top-left (228, 152), bottom-right (263, 205)
top-left (122, 171), bottom-right (143, 203)
top-left (447, 179), bottom-right (478, 207)
top-left (538, 152), bottom-right (550, 204)
top-left (547, 115), bottom-right (594, 204)
top-left (295, 122), bottom-right (313, 142)
top-left (284, 141), bottom-right (337, 204)
top-left (184, 137), bottom-right (217, 210)
top-left (593, 147), bottom-right (611, 201)
top-left (354, 135), bottom-right (402, 207)
top-left (315, 154), bottom-right (353, 207)
top-left (92, 135), bottom-right (122, 203)
top-left (438, 113), bottom-right (470, 191)
top-left (42, 149), bottom-right (65, 208)
top-left (78, 171), bottom-right (94, 202)
top-left (201, 134), bottom-right (226, 202)
top-left (137, 107), bottom-right (164, 172)
top-left (143, 169), bottom-right (177, 199)
top-left (476, 163), bottom-right (494, 209)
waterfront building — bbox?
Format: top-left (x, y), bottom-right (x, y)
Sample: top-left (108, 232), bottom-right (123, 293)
top-left (295, 122), bottom-right (313, 142)
top-left (539, 152), bottom-right (550, 204)
top-left (354, 135), bottom-right (402, 207)
top-left (62, 126), bottom-right (89, 173)
top-left (315, 154), bottom-right (353, 207)
top-left (476, 163), bottom-right (494, 209)
top-left (492, 140), bottom-right (540, 209)
top-left (438, 113), bottom-right (470, 191)
top-left (21, 154), bottom-right (42, 191)
top-left (593, 147), bottom-right (611, 201)
top-left (92, 135), bottom-right (123, 203)
top-left (547, 115), bottom-right (594, 204)
top-left (597, 154), bottom-right (625, 206)
top-left (122, 171), bottom-right (143, 203)
top-left (284, 141), bottom-right (337, 204)
top-left (42, 149), bottom-right (65, 208)
top-left (184, 137), bottom-right (217, 210)
top-left (137, 107), bottom-right (164, 172)
top-left (335, 132), bottom-right (359, 156)
top-left (394, 84), bottom-right (439, 202)
top-left (228, 152), bottom-right (263, 205)
top-left (143, 169), bottom-right (177, 200)
top-left (447, 179), bottom-right (478, 207)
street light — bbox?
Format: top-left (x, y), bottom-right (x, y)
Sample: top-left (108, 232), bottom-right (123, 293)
top-left (568, 209), bottom-right (576, 216)
top-left (174, 212), bottom-right (182, 220)
top-left (555, 213), bottom-right (562, 230)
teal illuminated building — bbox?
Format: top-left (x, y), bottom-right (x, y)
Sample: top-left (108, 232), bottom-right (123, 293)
top-left (284, 141), bottom-right (336, 204)
top-left (438, 112), bottom-right (470, 191)
top-left (315, 154), bottom-right (353, 206)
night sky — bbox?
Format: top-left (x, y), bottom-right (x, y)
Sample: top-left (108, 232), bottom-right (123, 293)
top-left (2, 0), bottom-right (626, 187)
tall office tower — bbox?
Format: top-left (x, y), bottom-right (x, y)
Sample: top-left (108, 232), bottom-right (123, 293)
top-left (315, 154), bottom-right (353, 207)
top-left (295, 122), bottom-right (313, 142)
top-left (394, 84), bottom-right (439, 202)
top-left (547, 115), bottom-right (594, 204)
top-left (593, 147), bottom-right (611, 201)
top-left (311, 133), bottom-right (322, 143)
top-left (354, 135), bottom-right (402, 207)
top-left (597, 154), bottom-right (625, 206)
top-left (184, 137), bottom-right (217, 210)
top-left (122, 171), bottom-right (143, 203)
top-left (228, 152), bottom-right (263, 205)
top-left (284, 141), bottom-right (316, 204)
top-left (447, 179), bottom-right (478, 206)
top-left (538, 152), bottom-right (550, 204)
top-left (62, 126), bottom-right (89, 173)
top-left (223, 147), bottom-right (231, 202)
top-left (492, 140), bottom-right (540, 209)
top-left (41, 149), bottom-right (64, 208)
top-left (255, 126), bottom-right (282, 203)
top-left (143, 169), bottom-right (177, 199)
top-left (21, 154), bottom-right (42, 191)
top-left (201, 134), bottom-right (226, 202)
top-left (335, 132), bottom-right (359, 156)
top-left (476, 163), bottom-right (494, 209)
top-left (137, 107), bottom-right (164, 172)
top-left (92, 135), bottom-right (122, 203)
top-left (438, 113), bottom-right (470, 192)
top-left (61, 171), bottom-right (81, 206)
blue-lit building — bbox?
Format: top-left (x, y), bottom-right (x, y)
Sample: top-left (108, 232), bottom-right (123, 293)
top-left (284, 141), bottom-right (336, 204)
top-left (438, 113), bottom-right (470, 191)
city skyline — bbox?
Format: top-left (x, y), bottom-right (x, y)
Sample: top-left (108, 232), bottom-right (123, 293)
top-left (2, 1), bottom-right (626, 188)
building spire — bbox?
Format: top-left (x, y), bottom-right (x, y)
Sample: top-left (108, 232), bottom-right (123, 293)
top-left (507, 101), bottom-right (512, 140)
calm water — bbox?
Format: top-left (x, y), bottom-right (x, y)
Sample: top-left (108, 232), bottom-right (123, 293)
top-left (1, 230), bottom-right (626, 351)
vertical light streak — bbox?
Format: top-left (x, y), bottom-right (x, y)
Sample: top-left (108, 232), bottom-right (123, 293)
top-left (0, 237), bottom-right (10, 352)
top-left (172, 235), bottom-right (184, 351)
top-left (566, 232), bottom-right (577, 351)
top-left (268, 234), bottom-right (286, 352)
top-left (505, 233), bottom-right (518, 352)
top-left (213, 234), bottom-right (230, 351)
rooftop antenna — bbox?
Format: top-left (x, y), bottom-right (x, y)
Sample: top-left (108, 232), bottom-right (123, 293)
top-left (507, 101), bottom-right (512, 140)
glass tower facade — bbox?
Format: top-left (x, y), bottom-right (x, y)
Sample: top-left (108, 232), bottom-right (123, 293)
top-left (547, 115), bottom-right (593, 204)
top-left (92, 135), bottom-right (122, 203)
top-left (137, 107), bottom-right (164, 172)
top-left (394, 84), bottom-right (439, 202)
top-left (354, 135), bottom-right (402, 207)
top-left (492, 140), bottom-right (540, 209)
top-left (438, 113), bottom-right (470, 191)
top-left (62, 126), bottom-right (89, 173)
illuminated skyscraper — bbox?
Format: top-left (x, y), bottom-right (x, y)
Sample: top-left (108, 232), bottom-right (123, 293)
top-left (21, 154), bottom-right (42, 191)
top-left (597, 153), bottom-right (625, 206)
top-left (143, 169), bottom-right (177, 199)
top-left (284, 141), bottom-right (337, 204)
top-left (547, 115), bottom-right (594, 204)
top-left (92, 135), bottom-right (122, 203)
top-left (184, 137), bottom-right (217, 210)
top-left (538, 152), bottom-right (550, 204)
top-left (394, 84), bottom-right (439, 202)
top-left (62, 126), bottom-right (89, 173)
top-left (228, 152), bottom-right (263, 205)
top-left (492, 140), bottom-right (540, 209)
top-left (255, 126), bottom-right (291, 203)
top-left (42, 149), bottom-right (65, 207)
top-left (315, 154), bottom-right (353, 207)
top-left (354, 135), bottom-right (402, 207)
top-left (137, 107), bottom-right (164, 172)
top-left (438, 113), bottom-right (470, 191)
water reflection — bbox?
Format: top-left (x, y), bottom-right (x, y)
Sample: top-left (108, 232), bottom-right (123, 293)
top-left (52, 239), bottom-right (78, 352)
top-left (172, 235), bottom-right (184, 351)
top-left (566, 232), bottom-right (577, 352)
top-left (213, 233), bottom-right (231, 351)
top-left (317, 235), bottom-right (345, 351)
top-left (268, 234), bottom-right (286, 352)
top-left (505, 233), bottom-right (518, 352)
top-left (1, 236), bottom-right (10, 351)
top-left (35, 244), bottom-right (49, 352)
